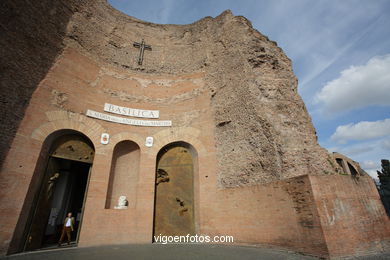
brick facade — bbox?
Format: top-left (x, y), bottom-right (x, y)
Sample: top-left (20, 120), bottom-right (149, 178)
top-left (1, 1), bottom-right (389, 258)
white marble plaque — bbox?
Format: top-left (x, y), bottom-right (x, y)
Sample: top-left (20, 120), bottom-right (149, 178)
top-left (86, 110), bottom-right (172, 127)
top-left (145, 137), bottom-right (154, 147)
top-left (104, 103), bottom-right (159, 119)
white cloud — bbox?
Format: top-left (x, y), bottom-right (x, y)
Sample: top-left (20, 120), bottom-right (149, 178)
top-left (343, 145), bottom-right (374, 156)
top-left (331, 118), bottom-right (390, 143)
top-left (382, 139), bottom-right (390, 150)
top-left (366, 169), bottom-right (379, 179)
top-left (314, 54), bottom-right (390, 114)
top-left (361, 160), bottom-right (381, 170)
top-left (325, 146), bottom-right (340, 153)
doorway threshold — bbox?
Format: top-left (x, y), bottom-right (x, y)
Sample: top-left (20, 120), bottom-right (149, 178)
top-left (34, 242), bottom-right (77, 252)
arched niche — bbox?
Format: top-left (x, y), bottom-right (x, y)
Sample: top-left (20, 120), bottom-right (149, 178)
top-left (332, 152), bottom-right (362, 176)
top-left (153, 141), bottom-right (198, 238)
top-left (105, 140), bottom-right (140, 209)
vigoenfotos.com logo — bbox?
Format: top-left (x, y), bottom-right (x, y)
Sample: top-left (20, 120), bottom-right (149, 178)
top-left (153, 234), bottom-right (234, 244)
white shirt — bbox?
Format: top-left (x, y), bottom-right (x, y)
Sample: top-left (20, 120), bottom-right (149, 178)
top-left (65, 218), bottom-right (72, 227)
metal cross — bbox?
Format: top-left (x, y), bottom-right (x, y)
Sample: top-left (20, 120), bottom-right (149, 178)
top-left (133, 39), bottom-right (152, 65)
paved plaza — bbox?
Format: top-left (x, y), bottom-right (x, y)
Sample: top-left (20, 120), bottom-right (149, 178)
top-left (2, 244), bottom-right (389, 260)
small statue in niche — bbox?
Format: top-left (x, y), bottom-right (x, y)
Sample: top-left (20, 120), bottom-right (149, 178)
top-left (47, 172), bottom-right (60, 199)
top-left (156, 169), bottom-right (170, 185)
top-left (176, 197), bottom-right (188, 216)
top-left (114, 196), bottom-right (128, 209)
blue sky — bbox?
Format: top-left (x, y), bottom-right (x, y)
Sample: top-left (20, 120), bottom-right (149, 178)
top-left (108, 0), bottom-right (390, 178)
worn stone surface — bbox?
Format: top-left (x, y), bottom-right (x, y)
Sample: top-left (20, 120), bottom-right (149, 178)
top-left (59, 0), bottom-right (335, 187)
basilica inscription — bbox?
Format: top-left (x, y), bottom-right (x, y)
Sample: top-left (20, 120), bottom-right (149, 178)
top-left (104, 103), bottom-right (159, 118)
top-left (86, 110), bottom-right (171, 127)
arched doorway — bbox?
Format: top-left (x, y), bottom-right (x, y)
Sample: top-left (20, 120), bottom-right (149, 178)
top-left (153, 142), bottom-right (197, 238)
top-left (23, 130), bottom-right (94, 251)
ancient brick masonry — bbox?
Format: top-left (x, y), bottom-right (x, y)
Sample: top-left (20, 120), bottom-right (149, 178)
top-left (0, 0), bottom-right (389, 258)
top-left (0, 0), bottom-right (334, 185)
top-left (0, 0), bottom-right (86, 168)
top-left (63, 1), bottom-right (335, 187)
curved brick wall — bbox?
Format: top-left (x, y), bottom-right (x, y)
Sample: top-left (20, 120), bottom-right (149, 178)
top-left (48, 0), bottom-right (336, 186)
top-left (0, 0), bottom-right (86, 169)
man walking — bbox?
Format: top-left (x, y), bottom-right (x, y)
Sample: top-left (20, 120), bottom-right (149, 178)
top-left (58, 212), bottom-right (74, 246)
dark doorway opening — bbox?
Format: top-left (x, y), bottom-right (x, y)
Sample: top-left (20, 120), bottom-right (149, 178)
top-left (22, 133), bottom-right (94, 252)
top-left (24, 158), bottom-right (90, 251)
top-left (347, 162), bottom-right (358, 176)
top-left (336, 158), bottom-right (344, 169)
top-left (153, 142), bottom-right (195, 240)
